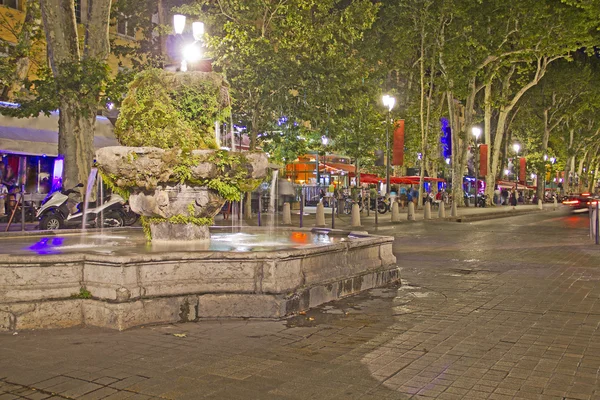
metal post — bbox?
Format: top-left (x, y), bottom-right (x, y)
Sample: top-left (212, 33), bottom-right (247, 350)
top-left (474, 138), bottom-right (478, 207)
top-left (257, 194), bottom-right (261, 226)
top-left (375, 196), bottom-right (378, 225)
top-left (385, 111), bottom-right (390, 194)
top-left (331, 195), bottom-right (335, 229)
top-left (20, 186), bottom-right (25, 232)
top-left (596, 200), bottom-right (600, 244)
top-left (300, 191), bottom-right (304, 228)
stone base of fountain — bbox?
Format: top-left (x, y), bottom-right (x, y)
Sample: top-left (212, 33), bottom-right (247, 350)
top-left (150, 222), bottom-right (210, 241)
top-left (0, 229), bottom-right (398, 332)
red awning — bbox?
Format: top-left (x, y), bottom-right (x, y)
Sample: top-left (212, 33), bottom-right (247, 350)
top-left (389, 176), bottom-right (446, 184)
top-left (358, 174), bottom-right (383, 184)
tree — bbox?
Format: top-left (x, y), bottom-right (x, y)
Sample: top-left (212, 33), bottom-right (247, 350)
top-left (0, 0), bottom-right (44, 100)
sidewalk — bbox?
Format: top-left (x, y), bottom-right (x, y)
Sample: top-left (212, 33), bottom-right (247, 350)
top-left (0, 203), bottom-right (562, 234)
top-left (214, 203), bottom-right (561, 230)
top-left (1, 209), bottom-right (597, 399)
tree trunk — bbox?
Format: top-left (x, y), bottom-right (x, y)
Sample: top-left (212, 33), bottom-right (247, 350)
top-left (58, 99), bottom-right (96, 187)
top-left (489, 57), bottom-right (553, 198)
top-left (40, 0), bottom-right (111, 189)
top-left (244, 191), bottom-right (252, 219)
top-left (484, 80), bottom-right (494, 205)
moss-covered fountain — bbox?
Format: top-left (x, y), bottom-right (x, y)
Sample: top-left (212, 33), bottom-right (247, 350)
top-left (95, 69), bottom-right (268, 241)
top-left (0, 69), bottom-right (399, 332)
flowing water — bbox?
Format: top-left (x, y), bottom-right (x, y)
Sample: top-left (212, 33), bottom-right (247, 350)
top-left (268, 170), bottom-right (279, 232)
top-left (98, 175), bottom-right (104, 236)
top-left (82, 168), bottom-right (98, 231)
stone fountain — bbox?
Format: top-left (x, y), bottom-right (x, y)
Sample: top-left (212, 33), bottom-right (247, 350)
top-left (0, 69), bottom-right (399, 332)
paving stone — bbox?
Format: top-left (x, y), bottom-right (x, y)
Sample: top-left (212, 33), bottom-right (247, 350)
top-left (1, 212), bottom-right (599, 399)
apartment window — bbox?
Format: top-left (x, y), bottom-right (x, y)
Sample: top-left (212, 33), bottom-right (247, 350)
top-left (117, 15), bottom-right (135, 38)
top-left (75, 0), bottom-right (81, 23)
top-left (0, 0), bottom-right (20, 10)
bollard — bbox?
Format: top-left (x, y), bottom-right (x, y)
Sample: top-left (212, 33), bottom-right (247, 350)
top-left (590, 205), bottom-right (596, 239)
top-left (299, 192), bottom-right (304, 228)
top-left (407, 201), bottom-right (415, 221)
top-left (315, 202), bottom-right (326, 227)
top-left (553, 197), bottom-right (558, 211)
top-left (374, 197), bottom-right (378, 225)
top-left (257, 195), bottom-right (262, 226)
top-left (391, 201), bottom-right (400, 223)
top-left (351, 203), bottom-right (361, 227)
top-left (438, 202), bottom-right (446, 218)
top-left (424, 202), bottom-right (431, 220)
top-left (282, 202), bottom-right (292, 225)
top-left (596, 202), bottom-right (599, 245)
top-left (537, 199), bottom-right (543, 210)
top-left (451, 201), bottom-right (458, 217)
top-left (331, 197), bottom-right (335, 229)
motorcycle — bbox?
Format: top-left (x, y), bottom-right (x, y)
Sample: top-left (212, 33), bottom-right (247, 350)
top-left (356, 195), bottom-right (389, 214)
top-left (477, 194), bottom-right (488, 208)
top-left (36, 183), bottom-right (130, 230)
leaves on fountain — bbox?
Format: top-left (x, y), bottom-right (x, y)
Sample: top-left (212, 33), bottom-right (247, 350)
top-left (140, 215), bottom-right (213, 241)
top-left (114, 69), bottom-right (229, 151)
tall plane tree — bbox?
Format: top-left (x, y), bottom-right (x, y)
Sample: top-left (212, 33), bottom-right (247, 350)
top-left (39, 0), bottom-right (112, 187)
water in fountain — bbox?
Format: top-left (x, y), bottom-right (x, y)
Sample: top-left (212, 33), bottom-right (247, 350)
top-left (268, 170), bottom-right (279, 233)
top-left (82, 168), bottom-right (98, 231)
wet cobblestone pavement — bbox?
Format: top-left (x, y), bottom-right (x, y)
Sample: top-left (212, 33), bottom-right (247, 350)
top-left (1, 210), bottom-right (600, 399)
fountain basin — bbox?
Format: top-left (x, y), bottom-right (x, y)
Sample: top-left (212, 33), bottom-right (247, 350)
top-left (0, 228), bottom-right (398, 331)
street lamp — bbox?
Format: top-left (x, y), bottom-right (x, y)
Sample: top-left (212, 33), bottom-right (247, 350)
top-left (173, 15), bottom-right (205, 72)
top-left (550, 157), bottom-right (556, 190)
top-left (513, 143), bottom-right (520, 193)
top-left (382, 95), bottom-right (395, 194)
top-left (472, 127), bottom-right (482, 207)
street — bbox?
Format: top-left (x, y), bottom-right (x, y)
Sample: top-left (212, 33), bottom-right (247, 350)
top-left (1, 210), bottom-right (599, 399)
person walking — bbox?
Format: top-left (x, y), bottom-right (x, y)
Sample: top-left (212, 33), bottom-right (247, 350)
top-left (510, 190), bottom-right (518, 209)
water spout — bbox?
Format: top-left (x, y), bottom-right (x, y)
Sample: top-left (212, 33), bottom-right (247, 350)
top-left (82, 168), bottom-right (98, 231)
top-left (268, 169), bottom-right (279, 232)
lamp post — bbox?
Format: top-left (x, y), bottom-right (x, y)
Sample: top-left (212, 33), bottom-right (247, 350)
top-left (513, 143), bottom-right (520, 194)
top-left (173, 15), bottom-right (205, 72)
top-left (472, 127), bottom-right (482, 207)
top-left (382, 95), bottom-right (396, 194)
top-left (550, 156), bottom-right (556, 191)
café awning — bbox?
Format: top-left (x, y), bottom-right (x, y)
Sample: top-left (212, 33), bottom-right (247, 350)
top-left (0, 110), bottom-right (117, 157)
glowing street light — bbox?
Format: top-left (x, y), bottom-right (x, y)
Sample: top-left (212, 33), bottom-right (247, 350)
top-left (172, 15), bottom-right (205, 71)
top-left (192, 21), bottom-right (204, 41)
top-left (173, 14), bottom-right (186, 34)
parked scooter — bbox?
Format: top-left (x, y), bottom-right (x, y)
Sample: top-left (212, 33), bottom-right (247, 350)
top-left (477, 194), bottom-right (488, 208)
top-left (36, 183), bottom-right (129, 230)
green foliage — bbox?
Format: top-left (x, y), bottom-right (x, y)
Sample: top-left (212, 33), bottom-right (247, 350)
top-left (3, 59), bottom-right (109, 118)
top-left (71, 287), bottom-right (93, 299)
top-left (99, 149), bottom-right (261, 204)
top-left (97, 170), bottom-right (130, 201)
top-left (140, 215), bottom-right (213, 241)
top-left (115, 68), bottom-right (229, 150)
